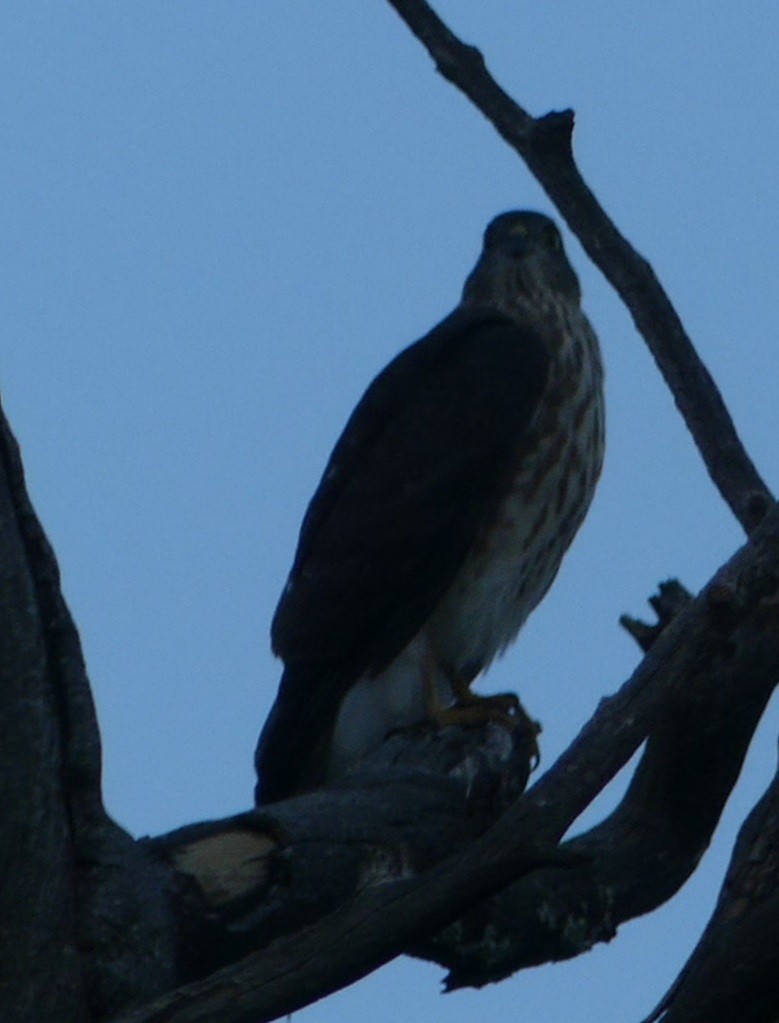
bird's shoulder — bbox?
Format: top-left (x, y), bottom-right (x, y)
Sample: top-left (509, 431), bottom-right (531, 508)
top-left (271, 305), bottom-right (552, 662)
top-left (318, 304), bottom-right (550, 485)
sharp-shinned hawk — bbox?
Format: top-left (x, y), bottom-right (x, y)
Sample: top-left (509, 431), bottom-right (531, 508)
top-left (255, 211), bottom-right (604, 804)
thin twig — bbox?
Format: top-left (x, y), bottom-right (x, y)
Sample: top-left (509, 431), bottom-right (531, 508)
top-left (387, 0), bottom-right (774, 534)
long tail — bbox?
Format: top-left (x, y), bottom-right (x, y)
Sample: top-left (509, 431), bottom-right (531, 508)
top-left (254, 664), bottom-right (342, 805)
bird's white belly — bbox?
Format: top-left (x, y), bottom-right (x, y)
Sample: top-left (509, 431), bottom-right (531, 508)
top-left (329, 633), bottom-right (453, 774)
top-left (329, 411), bottom-right (600, 777)
top-left (329, 317), bottom-right (604, 778)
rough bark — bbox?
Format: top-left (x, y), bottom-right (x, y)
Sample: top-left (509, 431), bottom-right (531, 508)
top-left (145, 720), bottom-right (533, 985)
top-left (643, 753), bottom-right (779, 1023)
top-left (0, 403), bottom-right (175, 1022)
top-left (2, 4), bottom-right (778, 1022)
top-left (414, 578), bottom-right (779, 986)
top-left (108, 508), bottom-right (779, 1023)
top-left (0, 402), bottom-right (86, 1022)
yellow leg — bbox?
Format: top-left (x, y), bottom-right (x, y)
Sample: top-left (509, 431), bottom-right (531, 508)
top-left (451, 674), bottom-right (521, 716)
top-left (424, 669), bottom-right (541, 767)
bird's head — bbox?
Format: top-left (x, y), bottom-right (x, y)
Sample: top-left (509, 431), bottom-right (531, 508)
top-left (462, 211), bottom-right (581, 309)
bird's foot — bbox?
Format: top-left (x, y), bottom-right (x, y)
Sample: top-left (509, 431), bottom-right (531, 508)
top-left (444, 689), bottom-right (520, 719)
top-left (428, 686), bottom-right (541, 769)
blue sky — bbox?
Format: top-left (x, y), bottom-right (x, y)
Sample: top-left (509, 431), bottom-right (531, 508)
top-left (2, 3), bottom-right (778, 1020)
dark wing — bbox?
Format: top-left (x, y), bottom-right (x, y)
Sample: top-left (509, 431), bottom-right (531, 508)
top-left (255, 306), bottom-right (549, 802)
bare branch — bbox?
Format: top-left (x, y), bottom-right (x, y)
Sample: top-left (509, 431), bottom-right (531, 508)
top-left (415, 582), bottom-right (777, 985)
top-left (0, 402), bottom-right (104, 822)
top-left (4, 8), bottom-right (776, 1020)
top-left (113, 507), bottom-right (779, 1023)
top-left (620, 580), bottom-right (694, 653)
top-left (0, 408), bottom-right (87, 1019)
top-left (145, 721), bottom-right (533, 983)
top-left (0, 400), bottom-right (175, 1019)
top-left (643, 749), bottom-right (779, 1023)
top-left (386, 0), bottom-right (774, 534)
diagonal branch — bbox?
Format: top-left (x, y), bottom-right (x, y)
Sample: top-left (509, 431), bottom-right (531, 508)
top-left (114, 507), bottom-right (779, 1023)
top-left (413, 585), bottom-right (778, 987)
top-left (386, 0), bottom-right (774, 534)
top-left (642, 748), bottom-right (779, 1023)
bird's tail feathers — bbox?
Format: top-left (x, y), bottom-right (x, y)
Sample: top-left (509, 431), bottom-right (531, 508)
top-left (254, 663), bottom-right (343, 805)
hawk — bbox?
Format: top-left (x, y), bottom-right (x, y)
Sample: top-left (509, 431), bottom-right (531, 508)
top-left (255, 211), bottom-right (604, 804)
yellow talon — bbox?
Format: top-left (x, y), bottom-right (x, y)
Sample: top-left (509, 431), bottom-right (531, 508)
top-left (423, 669), bottom-right (541, 767)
